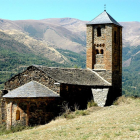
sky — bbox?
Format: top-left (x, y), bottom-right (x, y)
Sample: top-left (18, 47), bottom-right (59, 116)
top-left (0, 0), bottom-right (139, 22)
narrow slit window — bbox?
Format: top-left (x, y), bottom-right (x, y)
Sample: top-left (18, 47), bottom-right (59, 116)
top-left (16, 110), bottom-right (20, 120)
top-left (97, 27), bottom-right (101, 37)
top-left (114, 31), bottom-right (117, 43)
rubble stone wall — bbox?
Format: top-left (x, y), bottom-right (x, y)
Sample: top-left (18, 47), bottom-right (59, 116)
top-left (5, 98), bottom-right (61, 129)
top-left (4, 66), bottom-right (60, 94)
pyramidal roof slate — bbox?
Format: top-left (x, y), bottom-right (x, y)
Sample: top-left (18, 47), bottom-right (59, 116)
top-left (87, 10), bottom-right (122, 27)
top-left (3, 81), bottom-right (60, 98)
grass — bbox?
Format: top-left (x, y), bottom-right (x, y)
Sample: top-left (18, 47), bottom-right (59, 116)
top-left (59, 103), bottom-right (90, 119)
top-left (0, 97), bottom-right (140, 140)
top-left (87, 100), bottom-right (98, 108)
top-left (113, 95), bottom-right (131, 105)
top-left (0, 123), bottom-right (32, 136)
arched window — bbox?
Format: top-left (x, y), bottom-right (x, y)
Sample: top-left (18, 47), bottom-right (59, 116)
top-left (16, 110), bottom-right (20, 120)
top-left (96, 49), bottom-right (99, 54)
top-left (100, 49), bottom-right (104, 54)
top-left (114, 31), bottom-right (117, 43)
top-left (97, 27), bottom-right (101, 37)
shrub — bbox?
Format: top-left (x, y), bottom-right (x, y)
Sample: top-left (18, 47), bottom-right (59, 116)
top-left (73, 104), bottom-right (79, 111)
top-left (62, 113), bottom-right (75, 119)
top-left (61, 102), bottom-right (71, 114)
top-left (75, 110), bottom-right (89, 116)
top-left (87, 100), bottom-right (98, 108)
top-left (113, 96), bottom-right (131, 105)
top-left (0, 123), bottom-right (32, 135)
top-left (59, 102), bottom-right (90, 119)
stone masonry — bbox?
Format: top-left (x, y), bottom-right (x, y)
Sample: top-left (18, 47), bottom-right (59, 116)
top-left (86, 12), bottom-right (122, 105)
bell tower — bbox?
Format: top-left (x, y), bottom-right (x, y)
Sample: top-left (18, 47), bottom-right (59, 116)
top-left (86, 10), bottom-right (122, 102)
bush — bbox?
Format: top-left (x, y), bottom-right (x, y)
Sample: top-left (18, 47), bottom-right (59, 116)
top-left (59, 102), bottom-right (90, 119)
top-left (75, 110), bottom-right (89, 116)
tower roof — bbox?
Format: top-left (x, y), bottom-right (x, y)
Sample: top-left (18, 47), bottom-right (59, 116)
top-left (87, 11), bottom-right (122, 27)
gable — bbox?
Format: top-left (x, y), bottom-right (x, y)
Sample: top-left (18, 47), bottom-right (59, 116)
top-left (4, 66), bottom-right (59, 94)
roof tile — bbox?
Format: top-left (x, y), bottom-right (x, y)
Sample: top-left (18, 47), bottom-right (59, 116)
top-left (3, 81), bottom-right (60, 98)
top-left (87, 11), bottom-right (122, 27)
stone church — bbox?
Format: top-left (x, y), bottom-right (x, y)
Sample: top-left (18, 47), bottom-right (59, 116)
top-left (0, 10), bottom-right (122, 129)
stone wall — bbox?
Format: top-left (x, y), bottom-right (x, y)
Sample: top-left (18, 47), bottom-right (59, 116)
top-left (5, 66), bottom-right (60, 94)
top-left (60, 84), bottom-right (93, 109)
top-left (60, 84), bottom-right (111, 107)
top-left (112, 25), bottom-right (122, 98)
top-left (86, 23), bottom-right (122, 102)
top-left (5, 98), bottom-right (61, 129)
top-left (86, 24), bottom-right (113, 71)
top-left (2, 66), bottom-right (61, 127)
top-left (86, 25), bottom-right (95, 69)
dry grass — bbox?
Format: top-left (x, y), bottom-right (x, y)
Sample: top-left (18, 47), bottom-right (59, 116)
top-left (1, 97), bottom-right (140, 140)
top-left (87, 100), bottom-right (98, 108)
top-left (113, 95), bottom-right (132, 105)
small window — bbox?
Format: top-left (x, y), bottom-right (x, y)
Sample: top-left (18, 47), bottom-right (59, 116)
top-left (16, 110), bottom-right (20, 120)
top-left (96, 49), bottom-right (99, 54)
top-left (100, 49), bottom-right (104, 54)
top-left (114, 31), bottom-right (117, 43)
top-left (97, 27), bottom-right (101, 37)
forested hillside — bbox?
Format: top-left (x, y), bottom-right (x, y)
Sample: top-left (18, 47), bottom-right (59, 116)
top-left (122, 45), bottom-right (140, 96)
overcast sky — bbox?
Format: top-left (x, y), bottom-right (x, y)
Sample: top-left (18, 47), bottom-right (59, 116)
top-left (0, 0), bottom-right (139, 22)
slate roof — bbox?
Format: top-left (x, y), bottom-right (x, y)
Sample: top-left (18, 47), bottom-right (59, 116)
top-left (3, 81), bottom-right (60, 98)
top-left (33, 65), bottom-right (111, 86)
top-left (87, 10), bottom-right (122, 27)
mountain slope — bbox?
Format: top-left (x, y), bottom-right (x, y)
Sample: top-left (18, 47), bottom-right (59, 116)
top-left (14, 20), bottom-right (86, 53)
top-left (1, 30), bottom-right (69, 64)
top-left (121, 22), bottom-right (140, 47)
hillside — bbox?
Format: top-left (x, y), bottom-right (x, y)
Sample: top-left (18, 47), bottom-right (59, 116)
top-left (122, 45), bottom-right (140, 96)
top-left (14, 19), bottom-right (86, 53)
top-left (121, 22), bottom-right (140, 47)
top-left (1, 30), bottom-right (69, 64)
top-left (0, 97), bottom-right (140, 139)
